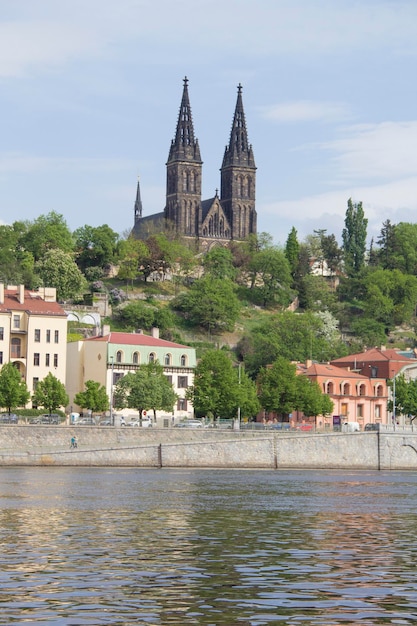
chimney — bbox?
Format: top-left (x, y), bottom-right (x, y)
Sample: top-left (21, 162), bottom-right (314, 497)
top-left (102, 324), bottom-right (110, 337)
top-left (151, 327), bottom-right (159, 339)
top-left (18, 284), bottom-right (25, 304)
top-left (0, 283), bottom-right (4, 304)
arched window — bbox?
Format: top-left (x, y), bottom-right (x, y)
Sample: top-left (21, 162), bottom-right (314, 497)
top-left (164, 353), bottom-right (172, 366)
top-left (358, 384), bottom-right (366, 396)
top-left (342, 382), bottom-right (350, 396)
top-left (180, 354), bottom-right (187, 367)
top-left (133, 352), bottom-right (139, 365)
top-left (116, 351), bottom-right (123, 363)
top-left (149, 352), bottom-right (156, 363)
top-left (326, 381), bottom-right (334, 395)
top-left (11, 337), bottom-right (21, 358)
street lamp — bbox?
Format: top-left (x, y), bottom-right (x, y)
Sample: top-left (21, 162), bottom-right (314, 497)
top-left (110, 355), bottom-right (114, 426)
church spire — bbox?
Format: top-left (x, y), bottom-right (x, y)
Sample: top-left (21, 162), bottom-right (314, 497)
top-left (134, 177), bottom-right (143, 224)
top-left (168, 76), bottom-right (202, 163)
top-left (222, 83), bottom-right (255, 168)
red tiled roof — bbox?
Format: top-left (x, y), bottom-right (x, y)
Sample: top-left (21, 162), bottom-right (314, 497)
top-left (86, 331), bottom-right (191, 350)
top-left (298, 362), bottom-right (370, 380)
top-left (0, 289), bottom-right (66, 317)
top-left (331, 347), bottom-right (416, 364)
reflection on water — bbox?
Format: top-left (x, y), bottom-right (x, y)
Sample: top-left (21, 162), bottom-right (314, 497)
top-left (0, 468), bottom-right (417, 625)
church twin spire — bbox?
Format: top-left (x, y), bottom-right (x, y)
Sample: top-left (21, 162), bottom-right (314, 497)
top-left (168, 76), bottom-right (202, 164)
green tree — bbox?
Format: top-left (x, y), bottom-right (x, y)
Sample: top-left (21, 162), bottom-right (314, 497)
top-left (203, 246), bottom-right (237, 280)
top-left (113, 363), bottom-right (177, 418)
top-left (19, 211), bottom-right (74, 262)
top-left (186, 350), bottom-right (258, 420)
top-left (342, 198), bottom-right (368, 277)
top-left (117, 237), bottom-right (150, 286)
top-left (257, 357), bottom-right (298, 418)
top-left (74, 380), bottom-right (109, 417)
top-left (32, 372), bottom-right (69, 415)
top-left (285, 226), bottom-right (300, 281)
top-left (74, 224), bottom-right (119, 272)
top-left (173, 276), bottom-right (240, 332)
top-left (0, 363), bottom-right (30, 412)
top-left (248, 247), bottom-right (292, 307)
top-left (295, 375), bottom-right (334, 421)
top-left (35, 249), bottom-right (88, 300)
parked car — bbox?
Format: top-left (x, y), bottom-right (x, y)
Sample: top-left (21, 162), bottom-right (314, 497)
top-left (0, 413), bottom-right (18, 424)
top-left (364, 423), bottom-right (380, 431)
top-left (174, 419), bottom-right (203, 428)
top-left (77, 417), bottom-right (96, 425)
top-left (128, 417), bottom-right (153, 427)
top-left (99, 418), bottom-right (112, 426)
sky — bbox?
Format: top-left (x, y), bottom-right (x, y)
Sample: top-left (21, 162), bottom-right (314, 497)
top-left (1, 0), bottom-right (417, 247)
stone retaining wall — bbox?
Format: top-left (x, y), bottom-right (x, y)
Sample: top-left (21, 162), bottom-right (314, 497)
top-left (1, 427), bottom-right (417, 470)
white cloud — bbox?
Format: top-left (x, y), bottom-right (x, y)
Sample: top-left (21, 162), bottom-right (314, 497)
top-left (259, 100), bottom-right (351, 123)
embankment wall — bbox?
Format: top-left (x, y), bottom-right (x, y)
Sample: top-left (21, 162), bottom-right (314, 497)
top-left (1, 426), bottom-right (417, 470)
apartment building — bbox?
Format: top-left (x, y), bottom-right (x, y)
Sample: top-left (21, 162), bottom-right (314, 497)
top-left (66, 328), bottom-right (196, 421)
top-left (0, 283), bottom-right (68, 406)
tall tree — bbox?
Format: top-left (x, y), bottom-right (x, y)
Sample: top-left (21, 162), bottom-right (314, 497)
top-left (0, 363), bottom-right (30, 412)
top-left (19, 211), bottom-right (74, 262)
top-left (342, 198), bottom-right (368, 276)
top-left (113, 363), bottom-right (177, 419)
top-left (187, 350), bottom-right (258, 420)
top-left (284, 227), bottom-right (300, 281)
top-left (32, 373), bottom-right (69, 415)
top-left (74, 224), bottom-right (119, 272)
top-left (35, 249), bottom-right (88, 300)
top-left (257, 357), bottom-right (298, 418)
top-left (74, 380), bottom-right (109, 417)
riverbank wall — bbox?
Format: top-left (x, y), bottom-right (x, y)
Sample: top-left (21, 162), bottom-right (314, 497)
top-left (1, 426), bottom-right (417, 470)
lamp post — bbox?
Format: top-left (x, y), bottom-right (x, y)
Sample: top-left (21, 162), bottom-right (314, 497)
top-left (110, 355), bottom-right (114, 426)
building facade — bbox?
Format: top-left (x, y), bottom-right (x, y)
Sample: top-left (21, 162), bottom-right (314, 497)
top-left (297, 362), bottom-right (388, 429)
top-left (132, 77), bottom-right (257, 251)
top-left (66, 328), bottom-right (196, 421)
top-left (0, 283), bottom-right (68, 406)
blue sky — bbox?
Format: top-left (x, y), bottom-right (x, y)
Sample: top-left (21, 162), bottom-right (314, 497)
top-left (1, 0), bottom-right (417, 247)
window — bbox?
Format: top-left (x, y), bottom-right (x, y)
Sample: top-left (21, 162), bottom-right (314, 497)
top-left (375, 405), bottom-right (381, 418)
top-left (357, 404), bottom-right (364, 418)
top-left (45, 353), bottom-right (50, 367)
top-left (0, 327), bottom-right (3, 340)
top-left (341, 403), bottom-right (348, 416)
top-left (116, 351), bottom-right (122, 363)
top-left (34, 329), bottom-right (41, 342)
top-left (180, 354), bottom-right (187, 367)
top-left (0, 352), bottom-right (3, 365)
top-left (54, 330), bottom-right (59, 343)
top-left (370, 366), bottom-right (378, 378)
top-left (34, 353), bottom-right (40, 366)
top-left (164, 353), bottom-right (172, 366)
top-left (178, 376), bottom-right (188, 388)
top-left (11, 338), bottom-right (21, 358)
top-left (54, 354), bottom-right (58, 368)
top-left (46, 330), bottom-right (51, 343)
top-left (33, 377), bottom-right (39, 391)
top-left (149, 352), bottom-right (156, 363)
top-left (342, 383), bottom-right (350, 396)
top-left (358, 384), bottom-right (366, 396)
top-left (326, 381), bottom-right (334, 394)
top-left (13, 315), bottom-right (20, 329)
top-left (375, 385), bottom-right (384, 397)
top-left (177, 398), bottom-right (187, 411)
top-left (114, 372), bottom-right (124, 384)
top-left (133, 352), bottom-right (139, 364)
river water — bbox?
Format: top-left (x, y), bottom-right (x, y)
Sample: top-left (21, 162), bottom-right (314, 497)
top-left (1, 468), bottom-right (417, 625)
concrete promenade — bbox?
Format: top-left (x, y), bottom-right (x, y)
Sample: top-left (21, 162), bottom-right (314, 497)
top-left (1, 426), bottom-right (417, 470)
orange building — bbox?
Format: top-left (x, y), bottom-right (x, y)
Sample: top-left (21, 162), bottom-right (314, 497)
top-left (295, 362), bottom-right (388, 430)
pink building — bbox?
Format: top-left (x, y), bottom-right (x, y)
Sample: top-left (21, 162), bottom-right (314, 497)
top-left (296, 362), bottom-right (388, 429)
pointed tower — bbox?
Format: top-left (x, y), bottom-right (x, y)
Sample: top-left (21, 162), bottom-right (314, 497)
top-left (165, 77), bottom-right (202, 236)
top-left (134, 177), bottom-right (143, 225)
top-left (220, 84), bottom-right (257, 239)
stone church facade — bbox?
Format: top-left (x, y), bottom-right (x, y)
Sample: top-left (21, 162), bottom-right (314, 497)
top-left (131, 77), bottom-right (257, 251)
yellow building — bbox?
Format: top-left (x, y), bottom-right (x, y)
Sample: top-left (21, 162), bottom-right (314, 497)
top-left (0, 283), bottom-right (68, 406)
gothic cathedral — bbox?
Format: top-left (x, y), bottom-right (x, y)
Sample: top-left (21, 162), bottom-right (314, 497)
top-left (131, 77), bottom-right (257, 250)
